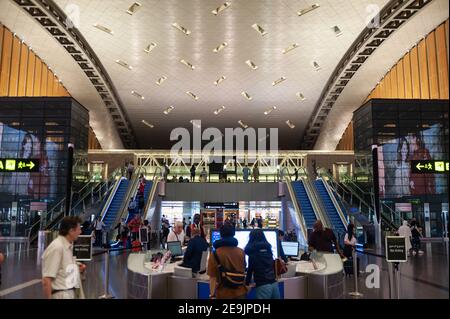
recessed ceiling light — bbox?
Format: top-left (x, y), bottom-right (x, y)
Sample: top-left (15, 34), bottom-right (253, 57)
top-left (131, 90), bottom-right (145, 100)
top-left (296, 92), bottom-right (306, 100)
top-left (212, 2), bottom-right (231, 15)
top-left (282, 43), bottom-right (299, 54)
top-left (142, 120), bottom-right (154, 128)
top-left (214, 106), bottom-right (226, 115)
top-left (264, 106), bottom-right (277, 115)
top-left (180, 59), bottom-right (195, 70)
top-left (313, 61), bottom-right (321, 71)
top-left (156, 76), bottom-right (167, 86)
top-left (214, 76), bottom-right (227, 86)
top-left (272, 77), bottom-right (286, 86)
top-left (245, 60), bottom-right (258, 70)
top-left (115, 60), bottom-right (133, 70)
top-left (186, 91), bottom-right (199, 100)
top-left (286, 120), bottom-right (295, 129)
top-left (252, 24), bottom-right (268, 36)
top-left (238, 120), bottom-right (249, 129)
top-left (93, 24), bottom-right (114, 35)
top-left (163, 105), bottom-right (174, 115)
top-left (241, 91), bottom-right (253, 101)
top-left (172, 23), bottom-right (191, 36)
top-left (333, 26), bottom-right (343, 36)
top-left (297, 3), bottom-right (320, 16)
top-left (213, 42), bottom-right (228, 53)
top-left (144, 42), bottom-right (157, 53)
top-left (126, 2), bottom-right (142, 15)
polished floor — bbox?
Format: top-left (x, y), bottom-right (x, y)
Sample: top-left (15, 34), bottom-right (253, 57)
top-left (0, 241), bottom-right (448, 299)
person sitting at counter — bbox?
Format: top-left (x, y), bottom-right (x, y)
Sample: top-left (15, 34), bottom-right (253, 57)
top-left (167, 221), bottom-right (186, 246)
top-left (308, 220), bottom-right (344, 257)
top-left (180, 228), bottom-right (209, 274)
top-left (207, 223), bottom-right (247, 299)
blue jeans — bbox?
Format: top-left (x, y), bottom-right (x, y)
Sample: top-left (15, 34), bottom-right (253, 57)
top-left (255, 282), bottom-right (280, 299)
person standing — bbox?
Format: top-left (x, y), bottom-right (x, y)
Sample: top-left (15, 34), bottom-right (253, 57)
top-left (397, 221), bottom-right (413, 255)
top-left (128, 215), bottom-right (142, 241)
top-left (410, 219), bottom-right (423, 255)
top-left (127, 161), bottom-right (135, 180)
top-left (163, 163), bottom-right (170, 181)
top-left (190, 164), bottom-right (196, 182)
top-left (245, 229), bottom-right (280, 299)
top-left (293, 168), bottom-right (299, 181)
top-left (343, 223), bottom-right (360, 275)
top-left (308, 220), bottom-right (344, 257)
top-left (200, 167), bottom-right (208, 182)
top-left (277, 230), bottom-right (288, 263)
top-left (93, 217), bottom-right (105, 247)
top-left (167, 221), bottom-right (186, 246)
top-left (242, 165), bottom-right (251, 183)
top-left (252, 165), bottom-right (260, 182)
top-left (42, 216), bottom-right (86, 299)
top-left (180, 228), bottom-right (209, 274)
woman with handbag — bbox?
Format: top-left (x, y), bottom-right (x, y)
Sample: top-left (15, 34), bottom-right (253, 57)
top-left (244, 229), bottom-right (281, 299)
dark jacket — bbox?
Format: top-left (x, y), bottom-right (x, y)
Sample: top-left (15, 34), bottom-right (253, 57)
top-left (277, 241), bottom-right (288, 263)
top-left (181, 235), bottom-right (209, 273)
top-left (213, 236), bottom-right (238, 249)
top-left (245, 241), bottom-right (277, 287)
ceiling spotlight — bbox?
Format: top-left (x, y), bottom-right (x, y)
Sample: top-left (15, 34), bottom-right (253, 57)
top-left (252, 24), bottom-right (268, 36)
top-left (313, 61), bottom-right (321, 71)
top-left (142, 120), bottom-right (154, 128)
top-left (213, 42), bottom-right (228, 53)
top-left (333, 26), bottom-right (343, 36)
top-left (241, 91), bottom-right (253, 101)
top-left (238, 120), bottom-right (249, 129)
top-left (214, 106), bottom-right (226, 115)
top-left (163, 105), bottom-right (174, 115)
top-left (214, 76), bottom-right (227, 86)
top-left (172, 23), bottom-right (191, 36)
top-left (264, 106), bottom-right (277, 115)
top-left (212, 2), bottom-right (231, 15)
top-left (272, 77), bottom-right (286, 86)
top-left (144, 42), bottom-right (157, 53)
top-left (186, 91), bottom-right (199, 100)
top-left (180, 59), bottom-right (195, 70)
top-left (286, 120), bottom-right (296, 129)
top-left (297, 3), bottom-right (320, 16)
top-left (282, 43), bottom-right (299, 54)
top-left (115, 60), bottom-right (133, 70)
top-left (156, 76), bottom-right (167, 86)
top-left (126, 2), bottom-right (142, 15)
top-left (245, 60), bottom-right (258, 70)
top-left (93, 24), bottom-right (114, 35)
top-left (131, 90), bottom-right (145, 100)
top-left (296, 93), bottom-right (306, 101)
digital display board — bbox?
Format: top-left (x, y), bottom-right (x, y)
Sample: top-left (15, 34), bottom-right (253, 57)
top-left (411, 160), bottom-right (449, 174)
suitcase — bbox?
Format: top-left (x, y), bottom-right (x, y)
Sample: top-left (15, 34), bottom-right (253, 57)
top-left (344, 258), bottom-right (354, 276)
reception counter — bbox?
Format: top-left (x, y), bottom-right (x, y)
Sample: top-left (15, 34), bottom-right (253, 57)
top-left (127, 251), bottom-right (344, 299)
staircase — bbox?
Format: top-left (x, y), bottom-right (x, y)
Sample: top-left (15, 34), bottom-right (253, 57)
top-left (292, 181), bottom-right (317, 229)
top-left (314, 179), bottom-right (346, 234)
top-left (102, 179), bottom-right (130, 228)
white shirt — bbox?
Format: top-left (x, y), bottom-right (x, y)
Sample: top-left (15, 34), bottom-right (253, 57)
top-left (344, 233), bottom-right (357, 246)
top-left (167, 230), bottom-right (185, 245)
top-left (42, 236), bottom-right (80, 290)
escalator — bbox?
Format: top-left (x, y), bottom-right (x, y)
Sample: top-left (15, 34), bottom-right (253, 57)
top-left (314, 179), bottom-right (347, 235)
top-left (292, 181), bottom-right (319, 229)
top-left (124, 180), bottom-right (153, 223)
top-left (101, 178), bottom-right (130, 228)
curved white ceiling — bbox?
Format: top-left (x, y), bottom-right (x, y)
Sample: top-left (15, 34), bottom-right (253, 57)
top-left (314, 0), bottom-right (449, 150)
top-left (47, 0), bottom-right (389, 149)
top-left (0, 0), bottom-right (124, 149)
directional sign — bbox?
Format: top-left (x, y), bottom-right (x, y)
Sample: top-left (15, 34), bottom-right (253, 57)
top-left (411, 160), bottom-right (449, 174)
top-left (0, 159), bottom-right (40, 172)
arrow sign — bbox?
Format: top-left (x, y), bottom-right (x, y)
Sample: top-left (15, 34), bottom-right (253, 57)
top-left (411, 160), bottom-right (449, 174)
top-left (416, 163), bottom-right (424, 171)
top-left (0, 159), bottom-right (40, 172)
top-left (26, 161), bottom-right (35, 170)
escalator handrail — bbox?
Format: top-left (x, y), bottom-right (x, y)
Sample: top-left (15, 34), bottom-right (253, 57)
top-left (283, 176), bottom-right (308, 244)
top-left (318, 178), bottom-right (348, 231)
top-left (100, 177), bottom-right (125, 223)
top-left (301, 177), bottom-right (332, 229)
top-left (143, 167), bottom-right (162, 220)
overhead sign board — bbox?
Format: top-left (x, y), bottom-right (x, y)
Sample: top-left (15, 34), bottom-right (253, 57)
top-left (385, 236), bottom-right (407, 263)
top-left (204, 202), bottom-right (239, 209)
top-left (411, 160), bottom-right (449, 174)
top-left (0, 159), bottom-right (40, 172)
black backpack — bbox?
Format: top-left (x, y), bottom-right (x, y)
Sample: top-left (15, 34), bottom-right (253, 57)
top-left (213, 250), bottom-right (245, 289)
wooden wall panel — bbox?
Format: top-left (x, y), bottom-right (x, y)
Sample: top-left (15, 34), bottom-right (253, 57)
top-left (436, 24), bottom-right (449, 99)
top-left (426, 31), bottom-right (440, 99)
top-left (8, 37), bottom-right (21, 96)
top-left (33, 59), bottom-right (42, 96)
top-left (17, 43), bottom-right (28, 96)
top-left (418, 39), bottom-right (430, 99)
top-left (0, 28), bottom-right (13, 96)
top-left (390, 65), bottom-right (398, 98)
top-left (396, 59), bottom-right (405, 98)
top-left (0, 24), bottom-right (4, 75)
top-left (403, 53), bottom-right (413, 98)
top-left (47, 69), bottom-right (54, 96)
top-left (410, 46), bottom-right (421, 98)
top-left (25, 51), bottom-right (36, 96)
top-left (40, 65), bottom-right (48, 96)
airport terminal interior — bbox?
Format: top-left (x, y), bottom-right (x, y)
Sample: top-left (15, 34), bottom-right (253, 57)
top-left (0, 0), bottom-right (448, 300)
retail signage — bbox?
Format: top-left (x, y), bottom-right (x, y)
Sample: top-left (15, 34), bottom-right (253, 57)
top-left (411, 160), bottom-right (449, 174)
top-left (204, 202), bottom-right (239, 209)
top-left (0, 158), bottom-right (40, 172)
top-left (385, 236), bottom-right (407, 263)
top-left (73, 235), bottom-right (92, 261)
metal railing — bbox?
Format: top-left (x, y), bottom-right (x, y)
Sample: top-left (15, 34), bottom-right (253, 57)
top-left (283, 175), bottom-right (308, 245)
top-left (301, 177), bottom-right (332, 229)
top-left (143, 167), bottom-right (162, 221)
top-left (320, 177), bottom-right (349, 231)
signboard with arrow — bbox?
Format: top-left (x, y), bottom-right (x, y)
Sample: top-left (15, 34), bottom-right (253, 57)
top-left (411, 160), bottom-right (449, 174)
top-left (0, 159), bottom-right (40, 172)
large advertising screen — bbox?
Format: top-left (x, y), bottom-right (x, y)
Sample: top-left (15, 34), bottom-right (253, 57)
top-left (378, 123), bottom-right (448, 199)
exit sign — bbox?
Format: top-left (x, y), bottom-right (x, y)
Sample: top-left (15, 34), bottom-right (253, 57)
top-left (0, 159), bottom-right (40, 172)
top-left (411, 160), bottom-right (449, 174)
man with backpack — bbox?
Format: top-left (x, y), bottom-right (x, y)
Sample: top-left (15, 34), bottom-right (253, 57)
top-left (207, 223), bottom-right (247, 299)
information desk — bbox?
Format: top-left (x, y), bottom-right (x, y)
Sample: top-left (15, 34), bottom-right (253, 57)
top-left (127, 251), bottom-right (343, 299)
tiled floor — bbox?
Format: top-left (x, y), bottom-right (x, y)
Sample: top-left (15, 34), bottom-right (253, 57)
top-left (0, 241), bottom-right (448, 299)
